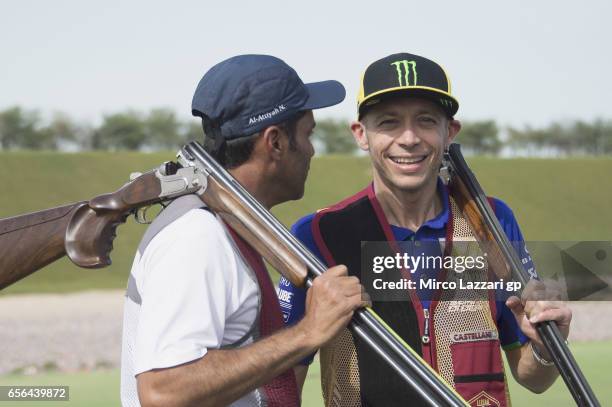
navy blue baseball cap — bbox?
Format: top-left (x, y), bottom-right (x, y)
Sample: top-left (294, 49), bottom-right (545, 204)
top-left (192, 55), bottom-right (346, 140)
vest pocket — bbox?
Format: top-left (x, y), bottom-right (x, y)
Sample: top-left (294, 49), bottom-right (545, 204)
top-left (450, 339), bottom-right (507, 407)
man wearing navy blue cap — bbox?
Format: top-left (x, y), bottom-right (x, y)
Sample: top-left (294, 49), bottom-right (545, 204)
top-left (120, 55), bottom-right (368, 407)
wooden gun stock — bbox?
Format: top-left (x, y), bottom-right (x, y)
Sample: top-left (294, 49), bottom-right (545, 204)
top-left (66, 171), bottom-right (162, 267)
top-left (448, 165), bottom-right (512, 281)
top-left (198, 176), bottom-right (307, 287)
top-left (0, 202), bottom-right (85, 290)
top-left (0, 171), bottom-right (165, 290)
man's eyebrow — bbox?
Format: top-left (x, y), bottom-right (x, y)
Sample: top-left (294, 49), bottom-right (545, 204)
top-left (371, 110), bottom-right (400, 121)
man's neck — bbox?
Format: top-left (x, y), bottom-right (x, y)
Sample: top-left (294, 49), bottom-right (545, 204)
top-left (372, 174), bottom-right (442, 232)
top-left (229, 163), bottom-right (275, 210)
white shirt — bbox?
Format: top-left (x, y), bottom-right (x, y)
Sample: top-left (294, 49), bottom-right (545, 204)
top-left (120, 208), bottom-right (261, 407)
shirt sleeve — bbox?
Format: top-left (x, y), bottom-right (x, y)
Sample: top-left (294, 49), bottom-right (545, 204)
top-left (491, 198), bottom-right (531, 349)
top-left (277, 213), bottom-right (324, 365)
top-left (134, 210), bottom-right (235, 374)
top-left (493, 198), bottom-right (537, 280)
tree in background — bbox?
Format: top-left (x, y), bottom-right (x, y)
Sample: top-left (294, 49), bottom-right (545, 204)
top-left (508, 125), bottom-right (552, 156)
top-left (91, 109), bottom-right (201, 151)
top-left (313, 119), bottom-right (357, 154)
top-left (145, 108), bottom-right (182, 150)
top-left (572, 119), bottom-right (612, 155)
top-left (182, 121), bottom-right (203, 145)
top-left (456, 120), bottom-right (501, 155)
top-left (45, 113), bottom-right (81, 149)
top-left (0, 106), bottom-right (54, 150)
top-left (508, 120), bottom-right (612, 156)
top-left (92, 111), bottom-right (147, 151)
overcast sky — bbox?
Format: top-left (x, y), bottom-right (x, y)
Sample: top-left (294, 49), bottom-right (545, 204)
top-left (1, 0), bottom-right (610, 128)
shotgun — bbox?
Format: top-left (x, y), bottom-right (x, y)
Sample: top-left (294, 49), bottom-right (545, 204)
top-left (0, 141), bottom-right (468, 406)
top-left (446, 142), bottom-right (600, 407)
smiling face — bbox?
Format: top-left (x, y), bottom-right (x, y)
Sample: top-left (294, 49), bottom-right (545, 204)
top-left (352, 96), bottom-right (461, 194)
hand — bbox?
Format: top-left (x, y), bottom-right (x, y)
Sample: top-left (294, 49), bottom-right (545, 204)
top-left (298, 265), bottom-right (370, 348)
top-left (506, 279), bottom-right (572, 359)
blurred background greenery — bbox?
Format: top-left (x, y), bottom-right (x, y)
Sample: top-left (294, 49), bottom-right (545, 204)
top-left (2, 106), bottom-right (612, 155)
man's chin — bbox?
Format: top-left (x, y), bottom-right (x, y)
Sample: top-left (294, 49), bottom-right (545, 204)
top-left (287, 188), bottom-right (305, 202)
top-left (389, 174), bottom-right (431, 192)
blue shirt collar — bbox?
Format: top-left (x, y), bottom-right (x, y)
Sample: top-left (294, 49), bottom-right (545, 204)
top-left (389, 178), bottom-right (450, 238)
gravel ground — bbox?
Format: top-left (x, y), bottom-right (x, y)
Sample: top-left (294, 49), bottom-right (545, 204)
top-left (0, 291), bottom-right (610, 375)
top-left (0, 291), bottom-right (124, 375)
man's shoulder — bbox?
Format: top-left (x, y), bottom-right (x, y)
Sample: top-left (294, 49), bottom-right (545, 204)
top-left (157, 208), bottom-right (220, 238)
top-left (133, 207), bottom-right (247, 305)
top-left (488, 197), bottom-right (518, 223)
top-left (486, 197), bottom-right (526, 242)
top-left (141, 208), bottom-right (229, 261)
top-left (291, 186), bottom-right (372, 233)
top-left (173, 207), bottom-right (220, 231)
top-left (291, 213), bottom-right (316, 237)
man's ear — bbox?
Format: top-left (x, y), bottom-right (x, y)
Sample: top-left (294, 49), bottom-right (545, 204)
top-left (351, 121), bottom-right (369, 151)
top-left (446, 119), bottom-right (461, 146)
top-left (260, 125), bottom-right (285, 161)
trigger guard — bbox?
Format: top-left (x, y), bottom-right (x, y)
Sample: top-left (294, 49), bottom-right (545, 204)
top-left (135, 206), bottom-right (152, 224)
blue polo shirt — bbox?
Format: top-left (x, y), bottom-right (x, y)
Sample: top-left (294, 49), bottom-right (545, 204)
top-left (278, 182), bottom-right (531, 365)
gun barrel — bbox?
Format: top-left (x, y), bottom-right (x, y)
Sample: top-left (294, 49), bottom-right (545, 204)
top-left (447, 142), bottom-right (600, 407)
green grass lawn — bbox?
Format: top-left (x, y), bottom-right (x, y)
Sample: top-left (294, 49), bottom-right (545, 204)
top-left (302, 341), bottom-right (612, 406)
top-left (0, 341), bottom-right (609, 406)
top-left (0, 369), bottom-right (118, 407)
top-left (503, 341), bottom-right (611, 406)
top-left (1, 152), bottom-right (611, 294)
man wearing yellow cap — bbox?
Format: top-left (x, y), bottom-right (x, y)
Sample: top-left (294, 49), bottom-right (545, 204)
top-left (278, 53), bottom-right (572, 406)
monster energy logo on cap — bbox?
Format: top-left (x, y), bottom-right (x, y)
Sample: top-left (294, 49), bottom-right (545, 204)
top-left (357, 52), bottom-right (459, 117)
top-left (390, 60), bottom-right (418, 87)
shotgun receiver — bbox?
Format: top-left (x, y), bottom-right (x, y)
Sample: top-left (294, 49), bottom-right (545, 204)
top-left (0, 141), bottom-right (468, 406)
top-left (446, 143), bottom-right (600, 407)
